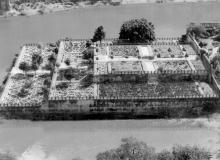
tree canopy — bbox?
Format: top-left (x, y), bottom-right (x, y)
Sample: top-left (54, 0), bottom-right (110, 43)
top-left (92, 26), bottom-right (106, 42)
top-left (96, 137), bottom-right (211, 160)
top-left (19, 62), bottom-right (30, 72)
top-left (119, 18), bottom-right (156, 43)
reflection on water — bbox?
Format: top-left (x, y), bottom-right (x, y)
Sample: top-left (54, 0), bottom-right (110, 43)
top-left (0, 119), bottom-right (219, 160)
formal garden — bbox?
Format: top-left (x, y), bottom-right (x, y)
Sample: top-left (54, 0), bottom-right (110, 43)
top-left (98, 81), bottom-right (216, 98)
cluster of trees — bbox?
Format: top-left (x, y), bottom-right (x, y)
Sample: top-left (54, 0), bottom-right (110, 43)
top-left (84, 18), bottom-right (155, 60)
top-left (91, 18), bottom-right (156, 44)
top-left (19, 53), bottom-right (43, 73)
top-left (186, 23), bottom-right (220, 40)
top-left (119, 18), bottom-right (155, 43)
top-left (0, 137), bottom-right (212, 160)
top-left (96, 137), bottom-right (211, 160)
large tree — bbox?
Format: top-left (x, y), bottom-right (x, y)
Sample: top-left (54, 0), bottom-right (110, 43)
top-left (119, 18), bottom-right (155, 43)
top-left (92, 26), bottom-right (106, 42)
top-left (19, 62), bottom-right (30, 73)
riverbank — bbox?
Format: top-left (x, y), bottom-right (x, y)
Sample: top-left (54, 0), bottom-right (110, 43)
top-left (0, 116), bottom-right (220, 160)
top-left (2, 0), bottom-right (219, 17)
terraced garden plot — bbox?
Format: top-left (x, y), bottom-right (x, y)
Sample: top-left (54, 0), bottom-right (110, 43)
top-left (96, 47), bottom-right (108, 56)
top-left (109, 45), bottom-right (139, 57)
top-left (63, 41), bottom-right (86, 53)
top-left (154, 60), bottom-right (192, 71)
top-left (56, 68), bottom-right (88, 81)
top-left (94, 62), bottom-right (108, 75)
top-left (1, 74), bottom-right (45, 105)
top-left (151, 45), bottom-right (183, 58)
top-left (17, 45), bottom-right (41, 68)
top-left (61, 53), bottom-right (81, 66)
top-left (182, 45), bottom-right (197, 55)
top-left (50, 82), bottom-right (94, 99)
top-left (98, 82), bottom-right (204, 98)
top-left (110, 61), bottom-right (143, 73)
top-left (190, 59), bottom-right (206, 71)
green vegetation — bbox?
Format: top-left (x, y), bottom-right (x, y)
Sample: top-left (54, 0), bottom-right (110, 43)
top-left (0, 152), bottom-right (16, 160)
top-left (82, 48), bottom-right (94, 60)
top-left (92, 26), bottom-right (106, 42)
top-left (64, 58), bottom-right (71, 66)
top-left (119, 18), bottom-right (156, 43)
top-left (32, 53), bottom-right (43, 70)
top-left (96, 137), bottom-right (211, 160)
top-left (17, 88), bottom-right (29, 98)
top-left (19, 62), bottom-right (31, 72)
top-left (56, 82), bottom-right (69, 90)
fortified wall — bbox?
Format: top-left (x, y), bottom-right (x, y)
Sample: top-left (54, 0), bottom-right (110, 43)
top-left (0, 37), bottom-right (220, 120)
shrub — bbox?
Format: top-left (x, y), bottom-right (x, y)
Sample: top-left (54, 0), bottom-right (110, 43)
top-left (32, 53), bottom-right (43, 66)
top-left (43, 78), bottom-right (51, 87)
top-left (92, 26), bottom-right (106, 42)
top-left (17, 88), bottom-right (29, 98)
top-left (96, 137), bottom-right (211, 160)
top-left (19, 62), bottom-right (31, 72)
top-left (82, 48), bottom-right (94, 60)
top-left (24, 81), bottom-right (32, 89)
top-left (48, 54), bottom-right (56, 64)
top-left (43, 63), bottom-right (54, 71)
top-left (56, 82), bottom-right (69, 90)
top-left (168, 48), bottom-right (172, 52)
top-left (86, 40), bottom-right (92, 48)
top-left (187, 24), bottom-right (209, 38)
top-left (179, 34), bottom-right (188, 44)
top-left (119, 18), bottom-right (155, 43)
top-left (65, 59), bottom-right (71, 66)
top-left (172, 145), bottom-right (211, 160)
top-left (64, 68), bottom-right (75, 80)
top-left (157, 150), bottom-right (173, 160)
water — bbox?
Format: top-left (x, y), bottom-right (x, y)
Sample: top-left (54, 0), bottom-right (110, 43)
top-left (0, 2), bottom-right (220, 160)
top-left (0, 2), bottom-right (220, 80)
top-left (0, 119), bottom-right (219, 160)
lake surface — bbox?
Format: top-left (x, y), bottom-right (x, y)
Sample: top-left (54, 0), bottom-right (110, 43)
top-left (0, 119), bottom-right (219, 160)
top-left (0, 2), bottom-right (220, 80)
top-left (1, 2), bottom-right (220, 160)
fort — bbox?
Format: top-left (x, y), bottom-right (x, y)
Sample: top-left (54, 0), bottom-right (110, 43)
top-left (0, 24), bottom-right (220, 120)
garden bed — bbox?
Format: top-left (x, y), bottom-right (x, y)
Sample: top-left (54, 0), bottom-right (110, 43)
top-left (63, 40), bottom-right (86, 53)
top-left (49, 82), bottom-right (94, 99)
top-left (154, 60), bottom-right (192, 71)
top-left (151, 45), bottom-right (183, 58)
top-left (98, 81), bottom-right (207, 98)
top-left (110, 61), bottom-right (143, 73)
top-left (109, 45), bottom-right (139, 57)
top-left (0, 74), bottom-right (45, 105)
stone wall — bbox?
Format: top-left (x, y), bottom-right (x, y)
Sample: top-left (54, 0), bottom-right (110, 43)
top-left (94, 70), bottom-right (208, 83)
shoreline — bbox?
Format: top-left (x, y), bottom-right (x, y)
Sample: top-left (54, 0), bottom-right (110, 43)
top-left (1, 0), bottom-right (219, 18)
